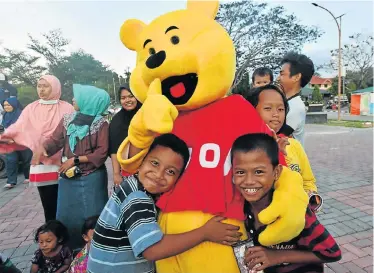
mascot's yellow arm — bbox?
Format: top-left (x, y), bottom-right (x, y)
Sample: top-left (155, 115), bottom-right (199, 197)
top-left (117, 137), bottom-right (149, 174)
top-left (258, 167), bottom-right (308, 246)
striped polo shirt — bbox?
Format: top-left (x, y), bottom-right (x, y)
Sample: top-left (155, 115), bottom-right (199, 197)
top-left (87, 175), bottom-right (163, 273)
top-left (244, 194), bottom-right (341, 273)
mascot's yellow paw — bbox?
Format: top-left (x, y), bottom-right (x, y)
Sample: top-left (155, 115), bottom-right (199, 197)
top-left (128, 79), bottom-right (178, 149)
top-left (258, 167), bottom-right (309, 246)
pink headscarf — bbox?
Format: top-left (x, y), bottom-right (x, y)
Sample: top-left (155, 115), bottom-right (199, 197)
top-left (0, 75), bottom-right (74, 165)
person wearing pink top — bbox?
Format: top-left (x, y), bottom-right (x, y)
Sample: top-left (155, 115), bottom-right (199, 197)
top-left (0, 75), bottom-right (74, 221)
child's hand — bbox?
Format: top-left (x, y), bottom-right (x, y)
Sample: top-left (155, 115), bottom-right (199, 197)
top-left (277, 136), bottom-right (289, 156)
top-left (245, 246), bottom-right (282, 271)
top-left (267, 126), bottom-right (289, 156)
top-left (114, 173), bottom-right (123, 187)
top-left (202, 216), bottom-right (242, 246)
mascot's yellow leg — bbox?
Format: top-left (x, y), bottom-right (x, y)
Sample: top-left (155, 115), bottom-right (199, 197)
top-left (156, 211), bottom-right (247, 273)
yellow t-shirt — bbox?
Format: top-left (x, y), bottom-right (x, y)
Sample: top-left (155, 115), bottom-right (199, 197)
top-left (285, 138), bottom-right (317, 193)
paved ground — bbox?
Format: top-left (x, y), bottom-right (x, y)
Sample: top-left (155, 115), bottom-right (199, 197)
top-left (0, 124), bottom-right (372, 272)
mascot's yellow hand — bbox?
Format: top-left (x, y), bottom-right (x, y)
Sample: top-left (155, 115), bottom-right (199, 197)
top-left (258, 167), bottom-right (308, 246)
top-left (128, 79), bottom-right (179, 149)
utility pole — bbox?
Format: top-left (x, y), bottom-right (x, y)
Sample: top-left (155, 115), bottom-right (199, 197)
top-left (312, 3), bottom-right (345, 120)
top-left (112, 76), bottom-right (117, 104)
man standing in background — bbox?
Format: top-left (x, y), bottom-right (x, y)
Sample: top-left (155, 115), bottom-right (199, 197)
top-left (278, 52), bottom-right (315, 146)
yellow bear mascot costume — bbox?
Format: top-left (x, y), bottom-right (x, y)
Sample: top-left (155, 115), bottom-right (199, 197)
top-left (118, 1), bottom-right (308, 272)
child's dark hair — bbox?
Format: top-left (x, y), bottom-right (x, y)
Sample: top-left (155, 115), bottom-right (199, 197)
top-left (281, 52), bottom-right (315, 88)
top-left (244, 83), bottom-right (289, 116)
top-left (147, 133), bottom-right (190, 176)
top-left (34, 220), bottom-right (69, 245)
top-left (82, 215), bottom-right (99, 236)
top-left (251, 67), bottom-right (274, 83)
top-left (231, 133), bottom-right (279, 167)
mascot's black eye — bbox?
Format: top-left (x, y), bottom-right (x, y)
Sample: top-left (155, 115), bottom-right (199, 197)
top-left (171, 36), bottom-right (180, 45)
top-left (149, 48), bottom-right (156, 55)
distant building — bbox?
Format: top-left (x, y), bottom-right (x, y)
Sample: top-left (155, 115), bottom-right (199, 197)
top-left (309, 75), bottom-right (333, 90)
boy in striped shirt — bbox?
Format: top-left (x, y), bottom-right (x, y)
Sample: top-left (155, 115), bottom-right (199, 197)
top-left (231, 133), bottom-right (341, 273)
top-left (88, 133), bottom-right (242, 273)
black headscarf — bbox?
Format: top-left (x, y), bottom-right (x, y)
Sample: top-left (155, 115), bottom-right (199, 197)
top-left (108, 84), bottom-right (142, 155)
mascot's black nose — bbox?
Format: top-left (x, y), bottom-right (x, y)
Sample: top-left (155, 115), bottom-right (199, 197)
top-left (146, 51), bottom-right (166, 69)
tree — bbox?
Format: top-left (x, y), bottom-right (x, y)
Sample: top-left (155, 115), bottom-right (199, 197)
top-left (27, 30), bottom-right (116, 102)
top-left (345, 68), bottom-right (373, 90)
top-left (327, 33), bottom-right (373, 89)
top-left (28, 29), bottom-right (69, 67)
top-left (17, 85), bottom-right (39, 106)
top-left (312, 85), bottom-right (322, 103)
top-left (216, 0), bottom-right (322, 90)
top-left (345, 81), bottom-right (357, 103)
top-left (231, 72), bottom-right (250, 95)
top-left (124, 67), bottom-right (131, 83)
top-left (0, 48), bottom-right (46, 86)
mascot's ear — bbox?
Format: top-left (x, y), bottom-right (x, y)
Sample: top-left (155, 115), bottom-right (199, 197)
top-left (187, 0), bottom-right (219, 19)
top-left (120, 19), bottom-right (146, 51)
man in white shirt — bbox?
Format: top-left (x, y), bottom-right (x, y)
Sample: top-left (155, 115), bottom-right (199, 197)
top-left (278, 52), bottom-right (315, 146)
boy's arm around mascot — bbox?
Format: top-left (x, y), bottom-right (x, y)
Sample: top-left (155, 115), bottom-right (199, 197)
top-left (117, 79), bottom-right (308, 247)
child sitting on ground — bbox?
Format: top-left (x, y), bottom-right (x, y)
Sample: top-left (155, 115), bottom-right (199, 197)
top-left (245, 83), bottom-right (322, 211)
top-left (31, 220), bottom-right (72, 273)
top-left (251, 67), bottom-right (273, 88)
top-left (88, 133), bottom-right (241, 273)
top-left (68, 215), bottom-right (99, 273)
top-left (231, 133), bottom-right (341, 272)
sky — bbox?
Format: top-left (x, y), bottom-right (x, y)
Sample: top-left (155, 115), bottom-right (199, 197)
top-left (0, 0), bottom-right (373, 78)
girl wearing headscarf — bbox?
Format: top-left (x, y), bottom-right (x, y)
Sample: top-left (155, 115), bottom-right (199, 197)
top-left (0, 75), bottom-right (74, 221)
top-left (1, 97), bottom-right (31, 189)
top-left (109, 84), bottom-right (141, 186)
top-left (38, 84), bottom-right (110, 250)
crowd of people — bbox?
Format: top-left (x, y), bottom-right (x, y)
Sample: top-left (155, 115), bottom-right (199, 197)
top-left (0, 51), bottom-right (340, 273)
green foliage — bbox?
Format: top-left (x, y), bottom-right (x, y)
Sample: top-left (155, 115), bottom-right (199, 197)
top-left (0, 48), bottom-right (45, 86)
top-left (17, 85), bottom-right (39, 106)
top-left (216, 0), bottom-right (322, 89)
top-left (345, 81), bottom-right (357, 102)
top-left (328, 77), bottom-right (338, 96)
top-left (345, 68), bottom-right (373, 90)
top-left (329, 76), bottom-right (358, 101)
top-left (327, 120), bottom-right (373, 128)
top-left (312, 85), bottom-right (322, 103)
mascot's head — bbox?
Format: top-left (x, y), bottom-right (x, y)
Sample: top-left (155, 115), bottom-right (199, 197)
top-left (120, 0), bottom-right (235, 111)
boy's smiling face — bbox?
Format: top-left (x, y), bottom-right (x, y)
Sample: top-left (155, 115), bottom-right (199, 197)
top-left (138, 145), bottom-right (184, 194)
top-left (232, 149), bottom-right (282, 203)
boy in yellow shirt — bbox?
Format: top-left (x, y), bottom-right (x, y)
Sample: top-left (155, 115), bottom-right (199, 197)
top-left (244, 83), bottom-right (322, 212)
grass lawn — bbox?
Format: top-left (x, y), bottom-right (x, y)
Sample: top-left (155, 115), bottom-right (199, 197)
top-left (327, 120), bottom-right (373, 128)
